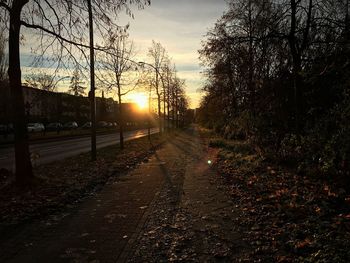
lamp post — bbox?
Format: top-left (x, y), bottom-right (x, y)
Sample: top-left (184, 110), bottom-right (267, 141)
top-left (88, 0), bottom-right (96, 161)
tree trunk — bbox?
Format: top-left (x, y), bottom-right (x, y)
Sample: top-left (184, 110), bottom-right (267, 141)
top-left (155, 73), bottom-right (162, 134)
top-left (167, 86), bottom-right (170, 129)
top-left (118, 92), bottom-right (124, 150)
top-left (175, 89), bottom-right (179, 128)
top-left (172, 90), bottom-right (175, 129)
top-left (289, 0), bottom-right (302, 135)
top-left (157, 92), bottom-right (161, 133)
top-left (346, 0), bottom-right (350, 37)
top-left (9, 0), bottom-right (33, 184)
top-left (288, 0), bottom-right (313, 136)
top-left (248, 0), bottom-right (255, 118)
top-left (148, 86), bottom-right (151, 139)
top-left (163, 87), bottom-right (166, 131)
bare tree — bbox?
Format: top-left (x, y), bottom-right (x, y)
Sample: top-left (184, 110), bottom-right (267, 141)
top-left (287, 0), bottom-right (314, 135)
top-left (147, 40), bottom-right (167, 133)
top-left (163, 62), bottom-right (178, 129)
top-left (173, 77), bottom-right (186, 128)
top-left (0, 26), bottom-right (7, 82)
top-left (198, 0), bottom-right (350, 178)
top-left (24, 70), bottom-right (66, 120)
top-left (24, 71), bottom-right (58, 92)
top-left (97, 31), bottom-right (138, 149)
top-left (162, 59), bottom-right (172, 130)
top-left (0, 0), bottom-right (150, 184)
top-left (133, 66), bottom-right (154, 138)
top-left (0, 26), bottom-right (9, 126)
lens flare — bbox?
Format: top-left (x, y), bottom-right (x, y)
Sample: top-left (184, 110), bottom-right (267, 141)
top-left (132, 93), bottom-right (147, 110)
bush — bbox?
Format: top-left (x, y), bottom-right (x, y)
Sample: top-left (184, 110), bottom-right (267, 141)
top-left (209, 138), bottom-right (254, 155)
top-left (209, 138), bottom-right (227, 149)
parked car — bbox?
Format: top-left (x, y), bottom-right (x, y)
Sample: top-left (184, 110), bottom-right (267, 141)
top-left (0, 124), bottom-right (8, 134)
top-left (46, 122), bottom-right (63, 131)
top-left (63, 121), bottom-right (78, 130)
top-left (27, 123), bottom-right (45, 132)
top-left (97, 121), bottom-right (108, 128)
top-left (8, 123), bottom-right (13, 133)
top-left (0, 123), bottom-right (14, 134)
top-left (81, 122), bottom-right (92, 129)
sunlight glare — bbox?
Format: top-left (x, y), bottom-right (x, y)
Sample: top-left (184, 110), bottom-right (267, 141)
top-left (132, 93), bottom-right (148, 110)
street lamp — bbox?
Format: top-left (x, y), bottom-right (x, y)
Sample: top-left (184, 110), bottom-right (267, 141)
top-left (88, 0), bottom-right (97, 161)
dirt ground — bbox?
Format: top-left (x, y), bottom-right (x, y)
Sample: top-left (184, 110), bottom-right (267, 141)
top-left (1, 127), bottom-right (349, 262)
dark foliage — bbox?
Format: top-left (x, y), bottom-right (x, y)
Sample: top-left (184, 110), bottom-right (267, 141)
top-left (198, 0), bottom-right (350, 188)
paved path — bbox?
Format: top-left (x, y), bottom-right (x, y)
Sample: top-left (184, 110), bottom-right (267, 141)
top-left (0, 128), bottom-right (242, 262)
top-left (130, 128), bottom-right (244, 262)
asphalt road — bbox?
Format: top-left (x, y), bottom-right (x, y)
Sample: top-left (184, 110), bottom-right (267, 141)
top-left (0, 128), bottom-right (159, 171)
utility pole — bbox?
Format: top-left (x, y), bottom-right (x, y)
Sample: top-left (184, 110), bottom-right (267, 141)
top-left (88, 0), bottom-right (96, 161)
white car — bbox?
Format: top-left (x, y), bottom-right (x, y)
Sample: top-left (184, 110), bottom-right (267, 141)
top-left (27, 123), bottom-right (45, 132)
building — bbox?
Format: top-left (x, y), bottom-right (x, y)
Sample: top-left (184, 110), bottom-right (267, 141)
top-left (0, 84), bottom-right (149, 125)
top-left (0, 84), bottom-right (118, 124)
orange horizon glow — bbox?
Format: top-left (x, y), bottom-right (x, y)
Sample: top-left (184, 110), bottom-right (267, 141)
top-left (129, 93), bottom-right (148, 110)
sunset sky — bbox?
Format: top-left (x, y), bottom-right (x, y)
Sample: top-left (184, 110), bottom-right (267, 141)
top-left (21, 0), bottom-right (227, 109)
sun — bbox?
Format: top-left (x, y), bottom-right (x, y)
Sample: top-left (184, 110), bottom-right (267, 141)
top-left (132, 93), bottom-right (148, 110)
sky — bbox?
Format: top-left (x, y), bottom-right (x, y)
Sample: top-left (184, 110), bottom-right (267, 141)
top-left (118, 0), bottom-right (227, 108)
top-left (21, 0), bottom-right (228, 109)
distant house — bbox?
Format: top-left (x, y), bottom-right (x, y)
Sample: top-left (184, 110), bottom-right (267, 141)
top-left (0, 85), bottom-right (148, 125)
top-left (96, 96), bottom-right (118, 122)
top-left (120, 103), bottom-right (148, 125)
top-left (22, 85), bottom-right (62, 120)
top-left (0, 85), bottom-right (119, 124)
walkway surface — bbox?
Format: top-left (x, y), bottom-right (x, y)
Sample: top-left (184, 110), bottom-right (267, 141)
top-left (0, 128), bottom-right (243, 262)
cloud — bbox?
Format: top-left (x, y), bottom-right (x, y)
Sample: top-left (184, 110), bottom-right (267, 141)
top-left (176, 63), bottom-right (201, 72)
top-left (119, 0), bottom-right (227, 108)
top-left (19, 0), bottom-right (228, 109)
top-left (139, 0), bottom-right (226, 24)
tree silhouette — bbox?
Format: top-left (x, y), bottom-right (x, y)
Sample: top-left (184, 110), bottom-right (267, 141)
top-left (147, 40), bottom-right (167, 133)
top-left (68, 64), bottom-right (86, 96)
top-left (68, 63), bottom-right (86, 121)
top-left (0, 26), bottom-right (6, 82)
top-left (0, 0), bottom-right (150, 184)
top-left (199, 0), bottom-right (350, 181)
top-left (97, 31), bottom-right (138, 150)
top-left (24, 72), bottom-right (58, 92)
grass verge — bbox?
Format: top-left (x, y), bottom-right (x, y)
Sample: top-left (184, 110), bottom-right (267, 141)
top-left (0, 133), bottom-right (166, 226)
top-left (205, 131), bottom-right (350, 262)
